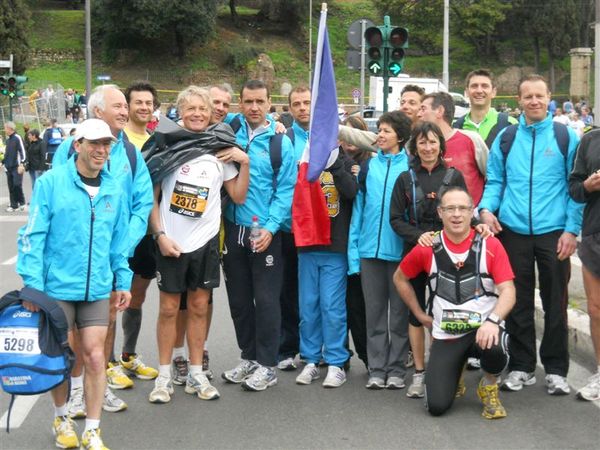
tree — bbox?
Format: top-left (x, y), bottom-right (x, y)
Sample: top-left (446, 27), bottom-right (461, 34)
top-left (0, 0), bottom-right (32, 73)
top-left (258, 0), bottom-right (308, 32)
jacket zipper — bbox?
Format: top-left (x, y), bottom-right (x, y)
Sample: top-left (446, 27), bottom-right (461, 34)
top-left (375, 158), bottom-right (392, 258)
top-left (84, 197), bottom-right (95, 301)
top-left (528, 129), bottom-right (536, 235)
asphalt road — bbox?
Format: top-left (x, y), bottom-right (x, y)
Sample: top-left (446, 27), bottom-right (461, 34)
top-left (0, 175), bottom-right (598, 450)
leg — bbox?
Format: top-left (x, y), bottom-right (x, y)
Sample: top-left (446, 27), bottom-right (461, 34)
top-left (79, 326), bottom-right (109, 420)
top-left (473, 330), bottom-right (509, 419)
top-left (278, 231), bottom-right (299, 362)
top-left (121, 275), bottom-right (151, 355)
top-left (104, 292), bottom-right (118, 365)
top-left (346, 274), bottom-right (368, 365)
top-left (407, 273), bottom-right (428, 372)
top-left (298, 252), bottom-right (324, 364)
top-left (6, 170), bottom-right (17, 209)
top-left (156, 292), bottom-right (181, 365)
top-left (13, 170), bottom-right (25, 206)
top-left (582, 265), bottom-right (600, 365)
top-left (185, 288), bottom-right (211, 366)
top-left (386, 261), bottom-right (409, 378)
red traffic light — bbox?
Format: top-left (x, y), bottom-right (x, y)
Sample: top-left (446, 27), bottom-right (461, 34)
top-left (390, 27), bottom-right (408, 47)
top-left (364, 27), bottom-right (383, 47)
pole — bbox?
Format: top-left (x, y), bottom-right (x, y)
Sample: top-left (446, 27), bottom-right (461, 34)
top-left (360, 19), bottom-right (366, 115)
top-left (442, 0), bottom-right (449, 88)
top-left (595, 0), bottom-right (600, 126)
top-left (85, 0), bottom-right (92, 100)
top-left (382, 16), bottom-right (391, 112)
top-left (308, 0), bottom-right (313, 85)
top-left (8, 96), bottom-right (13, 121)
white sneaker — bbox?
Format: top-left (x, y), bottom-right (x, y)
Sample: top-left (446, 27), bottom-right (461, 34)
top-left (241, 365), bottom-right (278, 391)
top-left (277, 357), bottom-right (297, 371)
top-left (102, 387), bottom-right (127, 412)
top-left (545, 374), bottom-right (570, 395)
top-left (501, 371), bottom-right (536, 392)
top-left (295, 363), bottom-right (320, 385)
top-left (467, 357), bottom-right (481, 370)
top-left (222, 359), bottom-right (259, 384)
top-left (386, 376), bottom-right (406, 390)
top-left (322, 366), bottom-right (346, 388)
top-left (366, 377), bottom-right (385, 390)
top-left (67, 386), bottom-right (86, 419)
top-left (184, 372), bottom-right (220, 400)
top-left (149, 375), bottom-right (174, 403)
top-left (407, 372), bottom-right (425, 398)
top-left (576, 372), bottom-right (600, 401)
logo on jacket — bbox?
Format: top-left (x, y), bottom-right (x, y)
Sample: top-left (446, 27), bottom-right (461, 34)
top-left (105, 200), bottom-right (112, 211)
top-left (265, 255), bottom-right (274, 267)
top-left (543, 148), bottom-right (556, 158)
top-left (180, 165), bottom-right (190, 174)
top-left (12, 310), bottom-right (32, 319)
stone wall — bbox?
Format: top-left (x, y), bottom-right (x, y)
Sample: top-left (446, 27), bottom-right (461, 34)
top-left (30, 49), bottom-right (82, 66)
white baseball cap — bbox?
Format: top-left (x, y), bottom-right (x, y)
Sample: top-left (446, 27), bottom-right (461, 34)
top-left (74, 119), bottom-right (116, 142)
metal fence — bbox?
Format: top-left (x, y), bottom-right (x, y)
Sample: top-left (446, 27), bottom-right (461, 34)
top-left (0, 84), bottom-right (67, 131)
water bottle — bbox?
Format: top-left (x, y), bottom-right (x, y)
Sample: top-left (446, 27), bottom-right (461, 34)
top-left (249, 215), bottom-right (261, 253)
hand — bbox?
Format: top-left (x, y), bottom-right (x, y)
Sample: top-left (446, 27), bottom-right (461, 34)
top-left (157, 235), bottom-right (182, 257)
top-left (351, 164), bottom-right (360, 176)
top-left (216, 147), bottom-right (249, 166)
top-left (476, 321), bottom-right (499, 349)
top-left (556, 231), bottom-right (577, 261)
top-left (583, 170), bottom-right (600, 192)
top-left (479, 209), bottom-right (502, 234)
top-left (114, 291), bottom-right (131, 311)
top-left (253, 229), bottom-right (273, 253)
top-left (418, 311), bottom-right (433, 329)
top-left (274, 122), bottom-right (287, 134)
top-left (417, 231), bottom-right (436, 247)
top-left (474, 223), bottom-right (494, 239)
top-left (22, 300), bottom-right (40, 312)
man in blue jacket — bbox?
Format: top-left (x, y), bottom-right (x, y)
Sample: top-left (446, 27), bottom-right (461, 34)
top-left (479, 74), bottom-right (583, 396)
top-left (221, 79), bottom-right (297, 391)
top-left (17, 119), bottom-right (132, 450)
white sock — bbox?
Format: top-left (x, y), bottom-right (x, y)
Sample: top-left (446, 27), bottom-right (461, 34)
top-left (54, 404), bottom-right (68, 418)
top-left (189, 365), bottom-right (203, 376)
top-left (84, 419), bottom-right (100, 432)
top-left (71, 375), bottom-right (83, 389)
top-left (159, 365), bottom-right (171, 378)
top-left (172, 347), bottom-right (186, 359)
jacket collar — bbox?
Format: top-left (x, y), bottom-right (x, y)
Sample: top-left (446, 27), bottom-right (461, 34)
top-left (518, 112), bottom-right (553, 134)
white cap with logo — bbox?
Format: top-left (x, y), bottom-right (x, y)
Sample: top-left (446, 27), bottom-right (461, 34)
top-left (74, 119), bottom-right (116, 142)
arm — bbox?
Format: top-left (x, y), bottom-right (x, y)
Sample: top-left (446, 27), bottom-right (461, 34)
top-left (127, 152), bottom-right (155, 253)
top-left (16, 135), bottom-right (26, 164)
top-left (329, 152), bottom-right (358, 200)
top-left (478, 133), bottom-right (506, 233)
top-left (347, 188), bottom-right (365, 275)
top-left (219, 148), bottom-right (250, 204)
top-left (389, 173), bottom-right (422, 244)
top-left (111, 195), bottom-right (134, 293)
top-left (149, 184), bottom-right (182, 258)
top-left (568, 135), bottom-right (595, 202)
top-left (465, 129), bottom-right (489, 177)
top-left (475, 280), bottom-right (515, 349)
top-left (338, 125), bottom-right (378, 153)
top-left (393, 265), bottom-right (432, 329)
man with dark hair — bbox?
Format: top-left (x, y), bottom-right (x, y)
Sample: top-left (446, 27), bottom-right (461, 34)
top-left (399, 84), bottom-right (425, 127)
top-left (3, 121), bottom-right (26, 212)
top-left (221, 79), bottom-right (298, 391)
top-left (479, 74), bottom-right (582, 395)
top-left (418, 91), bottom-right (488, 206)
top-left (123, 81), bottom-right (159, 150)
top-left (209, 84), bottom-right (232, 124)
top-left (42, 118), bottom-right (65, 165)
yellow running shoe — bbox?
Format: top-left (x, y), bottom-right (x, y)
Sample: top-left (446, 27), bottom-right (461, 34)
top-left (477, 379), bottom-right (507, 420)
top-left (80, 428), bottom-right (109, 450)
top-left (52, 416), bottom-right (79, 449)
top-left (119, 354), bottom-right (158, 380)
top-left (106, 362), bottom-right (134, 389)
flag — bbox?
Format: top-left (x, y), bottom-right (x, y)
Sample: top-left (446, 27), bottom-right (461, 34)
top-left (292, 3), bottom-right (339, 247)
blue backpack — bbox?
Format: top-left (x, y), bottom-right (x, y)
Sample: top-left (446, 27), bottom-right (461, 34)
top-left (0, 287), bottom-right (74, 432)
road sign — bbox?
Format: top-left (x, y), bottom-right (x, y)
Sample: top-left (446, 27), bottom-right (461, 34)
top-left (0, 61), bottom-right (11, 69)
top-left (346, 50), bottom-right (361, 70)
top-left (347, 18), bottom-right (375, 50)
top-left (96, 75), bottom-right (111, 81)
top-left (368, 61), bottom-right (382, 75)
top-left (351, 88), bottom-right (361, 99)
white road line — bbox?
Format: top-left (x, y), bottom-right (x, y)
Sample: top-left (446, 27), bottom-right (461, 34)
top-left (571, 255), bottom-right (582, 267)
top-left (0, 216), bottom-right (28, 223)
top-left (0, 395), bottom-right (41, 429)
top-left (1, 255), bottom-right (17, 265)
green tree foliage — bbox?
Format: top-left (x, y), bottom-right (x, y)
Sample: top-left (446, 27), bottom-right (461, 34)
top-left (92, 0), bottom-right (218, 60)
top-left (0, 0), bottom-right (32, 73)
top-left (258, 0), bottom-right (309, 32)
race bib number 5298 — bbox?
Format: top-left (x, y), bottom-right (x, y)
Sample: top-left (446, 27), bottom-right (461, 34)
top-left (0, 328), bottom-right (41, 355)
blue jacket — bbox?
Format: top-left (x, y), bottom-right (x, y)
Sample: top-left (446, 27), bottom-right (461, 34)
top-left (224, 114), bottom-right (297, 235)
top-left (52, 132), bottom-right (154, 256)
top-left (479, 113), bottom-right (583, 235)
top-left (17, 158), bottom-right (132, 301)
top-left (348, 149), bottom-right (409, 274)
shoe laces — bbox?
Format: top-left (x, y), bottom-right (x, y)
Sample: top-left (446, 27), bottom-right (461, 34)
top-left (547, 374), bottom-right (567, 387)
top-left (484, 385), bottom-right (501, 407)
top-left (509, 370), bottom-right (529, 382)
top-left (84, 429), bottom-right (103, 449)
top-left (413, 373), bottom-right (425, 386)
top-left (57, 416), bottom-right (76, 434)
top-left (253, 365), bottom-right (271, 379)
top-left (155, 374), bottom-right (172, 389)
top-left (190, 372), bottom-right (209, 387)
top-left (109, 363), bottom-right (127, 376)
top-left (104, 388), bottom-right (121, 404)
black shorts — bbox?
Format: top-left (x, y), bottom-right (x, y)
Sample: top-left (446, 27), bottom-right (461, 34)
top-left (156, 233), bottom-right (220, 293)
top-left (579, 232), bottom-right (600, 279)
top-left (179, 290), bottom-right (214, 311)
top-left (128, 235), bottom-right (157, 279)
top-left (408, 272), bottom-right (429, 327)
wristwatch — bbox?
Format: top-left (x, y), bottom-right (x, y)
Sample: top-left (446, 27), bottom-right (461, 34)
top-left (153, 231), bottom-right (166, 241)
top-left (486, 313), bottom-right (504, 327)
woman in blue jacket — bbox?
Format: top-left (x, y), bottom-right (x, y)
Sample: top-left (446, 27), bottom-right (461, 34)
top-left (348, 110), bottom-right (411, 389)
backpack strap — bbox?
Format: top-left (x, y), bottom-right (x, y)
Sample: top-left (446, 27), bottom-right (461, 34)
top-left (269, 133), bottom-right (284, 192)
top-left (453, 115), bottom-right (466, 129)
top-left (229, 116), bottom-right (242, 134)
top-left (358, 159), bottom-right (370, 193)
top-left (485, 112), bottom-right (511, 148)
top-left (408, 168), bottom-right (421, 228)
top-left (285, 127), bottom-right (295, 146)
top-left (498, 124), bottom-right (518, 162)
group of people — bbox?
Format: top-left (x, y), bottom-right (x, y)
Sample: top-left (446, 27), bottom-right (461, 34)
top-left (10, 68), bottom-right (600, 450)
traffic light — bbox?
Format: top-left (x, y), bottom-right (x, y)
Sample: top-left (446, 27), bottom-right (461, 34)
top-left (0, 76), bottom-right (8, 96)
top-left (388, 27), bottom-right (408, 77)
top-left (7, 77), bottom-right (17, 98)
top-left (14, 75), bottom-right (27, 97)
top-left (364, 26), bottom-right (385, 76)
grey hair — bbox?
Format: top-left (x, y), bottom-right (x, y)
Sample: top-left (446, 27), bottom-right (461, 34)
top-left (4, 121), bottom-right (16, 130)
top-left (87, 84), bottom-right (120, 118)
top-left (176, 86), bottom-right (213, 116)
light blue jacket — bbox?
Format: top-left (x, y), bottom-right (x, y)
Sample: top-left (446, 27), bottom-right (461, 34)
top-left (348, 149), bottom-right (409, 274)
top-left (224, 114), bottom-right (297, 235)
top-left (479, 113), bottom-right (583, 235)
top-left (17, 158), bottom-right (132, 301)
top-left (280, 121), bottom-right (309, 233)
top-left (52, 132), bottom-right (153, 256)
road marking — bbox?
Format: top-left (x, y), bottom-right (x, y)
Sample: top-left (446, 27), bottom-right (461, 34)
top-left (0, 216), bottom-right (28, 223)
top-left (1, 255), bottom-right (17, 265)
top-left (571, 255), bottom-right (582, 267)
top-left (0, 395), bottom-right (40, 429)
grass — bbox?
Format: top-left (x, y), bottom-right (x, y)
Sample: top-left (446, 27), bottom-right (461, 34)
top-left (29, 10), bottom-right (84, 50)
top-left (25, 61), bottom-right (88, 91)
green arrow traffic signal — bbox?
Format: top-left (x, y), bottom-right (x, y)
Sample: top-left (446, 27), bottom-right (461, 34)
top-left (387, 27), bottom-right (408, 77)
top-left (365, 26), bottom-right (385, 76)
top-left (368, 61), bottom-right (383, 75)
top-left (0, 76), bottom-right (8, 96)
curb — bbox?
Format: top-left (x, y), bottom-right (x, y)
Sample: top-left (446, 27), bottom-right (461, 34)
top-left (534, 290), bottom-right (594, 364)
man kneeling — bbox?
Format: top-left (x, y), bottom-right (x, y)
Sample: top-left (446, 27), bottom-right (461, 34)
top-left (393, 187), bottom-right (515, 419)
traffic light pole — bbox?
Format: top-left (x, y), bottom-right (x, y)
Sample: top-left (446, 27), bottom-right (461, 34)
top-left (383, 47), bottom-right (390, 112)
top-left (8, 96), bottom-right (13, 121)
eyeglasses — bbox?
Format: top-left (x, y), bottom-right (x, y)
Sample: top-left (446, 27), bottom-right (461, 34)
top-left (439, 205), bottom-right (473, 213)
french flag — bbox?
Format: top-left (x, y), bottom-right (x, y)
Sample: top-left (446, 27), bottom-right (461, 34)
top-left (292, 3), bottom-right (339, 247)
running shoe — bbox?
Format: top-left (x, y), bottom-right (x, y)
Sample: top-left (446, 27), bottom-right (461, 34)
top-left (277, 357), bottom-right (297, 371)
top-left (477, 379), bottom-right (507, 419)
top-left (407, 372), bottom-right (425, 398)
top-left (203, 350), bottom-right (214, 380)
top-left (80, 428), bottom-right (109, 450)
top-left (467, 357), bottom-right (481, 370)
top-left (322, 366), bottom-right (346, 388)
top-left (102, 387), bottom-right (127, 413)
top-left (386, 376), bottom-right (406, 390)
top-left (5, 206), bottom-right (15, 212)
top-left (222, 359), bottom-right (259, 384)
top-left (296, 363), bottom-right (320, 385)
top-left (576, 372), bottom-right (600, 401)
top-left (52, 416), bottom-right (79, 449)
top-left (106, 362), bottom-right (133, 389)
top-left (366, 377), bottom-right (385, 390)
top-left (172, 356), bottom-right (189, 386)
top-left (184, 372), bottom-right (220, 400)
top-left (119, 354), bottom-right (158, 380)
top-left (501, 371), bottom-right (536, 392)
top-left (545, 374), bottom-right (571, 395)
top-left (67, 386), bottom-right (86, 419)
top-left (241, 365), bottom-right (278, 391)
top-left (149, 375), bottom-right (174, 404)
